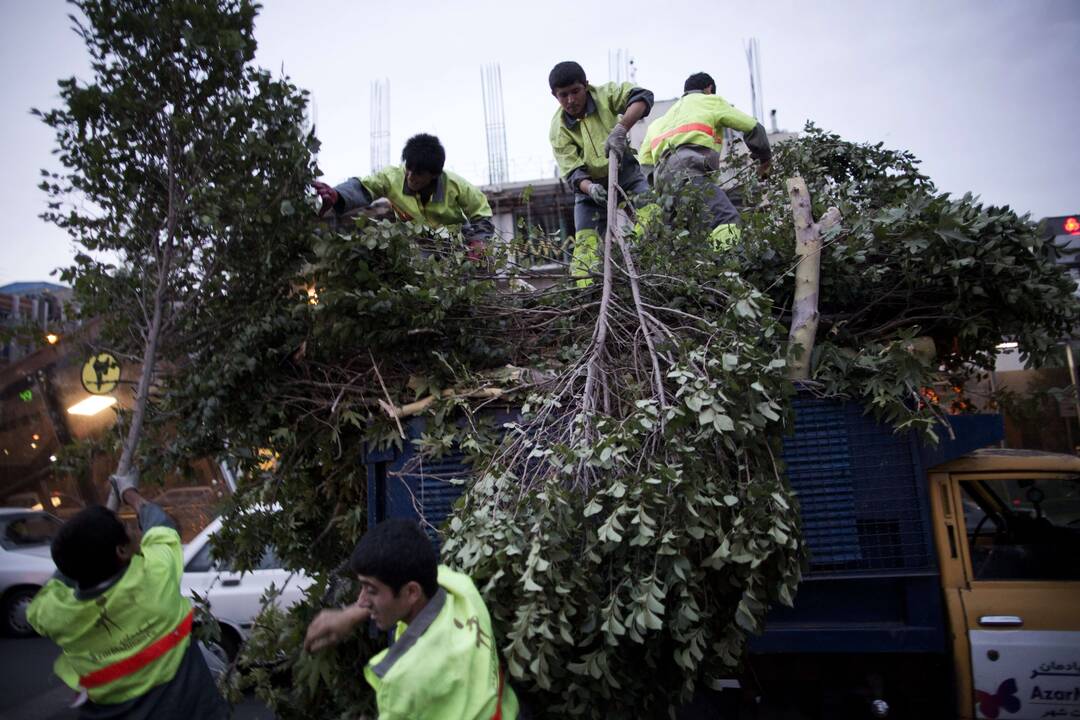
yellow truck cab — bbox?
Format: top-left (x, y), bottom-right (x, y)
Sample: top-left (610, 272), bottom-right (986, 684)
top-left (930, 449), bottom-right (1080, 720)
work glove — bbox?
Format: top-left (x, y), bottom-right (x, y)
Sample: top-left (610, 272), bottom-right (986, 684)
top-left (109, 468), bottom-right (139, 504)
top-left (586, 183), bottom-right (608, 206)
top-left (605, 124), bottom-right (628, 158)
top-left (312, 181), bottom-right (340, 217)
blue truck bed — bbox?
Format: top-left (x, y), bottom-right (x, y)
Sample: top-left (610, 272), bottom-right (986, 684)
top-left (366, 397), bottom-right (1004, 655)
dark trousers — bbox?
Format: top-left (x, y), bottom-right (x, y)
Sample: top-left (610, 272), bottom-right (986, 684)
top-left (572, 159), bottom-right (651, 240)
top-left (656, 144), bottom-right (740, 227)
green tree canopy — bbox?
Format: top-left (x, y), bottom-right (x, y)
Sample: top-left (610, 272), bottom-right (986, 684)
top-left (40, 0), bottom-right (317, 490)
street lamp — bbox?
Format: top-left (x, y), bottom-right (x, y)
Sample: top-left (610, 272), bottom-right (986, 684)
top-left (67, 396), bottom-right (118, 416)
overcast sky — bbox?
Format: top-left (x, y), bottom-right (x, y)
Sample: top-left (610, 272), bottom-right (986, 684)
top-left (2, 0), bottom-right (1078, 286)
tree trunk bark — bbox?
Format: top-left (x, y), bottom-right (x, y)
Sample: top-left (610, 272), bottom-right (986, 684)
top-left (786, 177), bottom-right (841, 380)
top-left (107, 140), bottom-right (177, 509)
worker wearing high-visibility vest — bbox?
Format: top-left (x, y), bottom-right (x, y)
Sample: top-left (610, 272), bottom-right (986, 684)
top-left (314, 133), bottom-right (494, 261)
top-left (27, 474), bottom-right (229, 718)
top-left (548, 61), bottom-right (653, 287)
top-left (639, 72), bottom-right (772, 250)
top-left (304, 518), bottom-right (519, 720)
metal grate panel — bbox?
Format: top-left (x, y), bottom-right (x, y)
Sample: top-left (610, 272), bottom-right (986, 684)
top-left (783, 398), bottom-right (931, 574)
top-left (782, 400), bottom-right (863, 566)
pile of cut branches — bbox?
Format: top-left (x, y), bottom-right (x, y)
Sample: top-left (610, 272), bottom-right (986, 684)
top-left (154, 129), bottom-right (1079, 719)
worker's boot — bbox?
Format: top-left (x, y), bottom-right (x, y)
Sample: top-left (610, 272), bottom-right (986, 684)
top-left (571, 228), bottom-right (600, 288)
top-left (710, 223), bottom-right (741, 251)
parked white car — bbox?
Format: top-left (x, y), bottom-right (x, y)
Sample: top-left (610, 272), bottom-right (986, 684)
top-left (0, 508), bottom-right (62, 637)
top-left (181, 517), bottom-right (313, 661)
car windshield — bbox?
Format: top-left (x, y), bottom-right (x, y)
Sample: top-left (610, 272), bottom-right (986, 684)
top-left (961, 475), bottom-right (1080, 581)
top-left (0, 513), bottom-right (63, 550)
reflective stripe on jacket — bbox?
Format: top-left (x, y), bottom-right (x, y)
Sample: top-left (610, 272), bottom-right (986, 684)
top-left (550, 82), bottom-right (653, 184)
top-left (363, 566), bottom-right (519, 720)
top-left (79, 609), bottom-right (194, 689)
top-left (27, 526), bottom-right (193, 704)
top-left (638, 91), bottom-right (759, 167)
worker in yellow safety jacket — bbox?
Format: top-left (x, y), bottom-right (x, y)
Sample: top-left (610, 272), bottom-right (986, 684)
top-left (304, 518), bottom-right (519, 720)
top-left (548, 61), bottom-right (653, 286)
top-left (27, 472), bottom-right (229, 719)
top-left (314, 133), bottom-right (494, 261)
top-left (639, 72), bottom-right (772, 250)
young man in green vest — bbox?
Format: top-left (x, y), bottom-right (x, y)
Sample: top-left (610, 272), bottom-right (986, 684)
top-left (304, 518), bottom-right (519, 720)
top-left (548, 61), bottom-right (653, 286)
top-left (638, 72), bottom-right (772, 250)
top-left (27, 474), bottom-right (229, 719)
top-left (314, 133), bottom-right (494, 261)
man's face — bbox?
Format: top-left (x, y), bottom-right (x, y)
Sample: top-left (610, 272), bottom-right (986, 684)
top-left (356, 574), bottom-right (417, 631)
top-left (405, 168), bottom-right (437, 193)
top-left (552, 82), bottom-right (588, 119)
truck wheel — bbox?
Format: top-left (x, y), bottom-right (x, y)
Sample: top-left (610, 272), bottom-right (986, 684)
top-left (2, 587), bottom-right (40, 638)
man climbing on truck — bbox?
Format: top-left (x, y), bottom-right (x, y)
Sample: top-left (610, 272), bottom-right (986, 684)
top-left (314, 133), bottom-right (494, 261)
top-left (547, 60), bottom-right (653, 286)
top-left (639, 71), bottom-right (772, 250)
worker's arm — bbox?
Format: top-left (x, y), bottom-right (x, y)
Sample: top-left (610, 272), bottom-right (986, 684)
top-left (574, 172), bottom-right (594, 195)
top-left (114, 480), bottom-right (183, 583)
top-left (618, 99), bottom-right (648, 131)
top-left (313, 168), bottom-right (394, 216)
top-left (743, 123), bottom-right (772, 166)
top-left (605, 83), bottom-right (654, 159)
top-left (610, 82), bottom-right (654, 124)
top-left (457, 180), bottom-right (495, 244)
top-left (337, 168), bottom-right (393, 215)
top-left (117, 487), bottom-right (177, 533)
top-left (110, 470), bottom-right (176, 532)
top-left (708, 96), bottom-right (772, 165)
top-left (303, 602), bottom-right (371, 653)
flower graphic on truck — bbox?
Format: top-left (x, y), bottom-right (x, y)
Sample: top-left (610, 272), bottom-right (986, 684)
top-left (975, 678), bottom-right (1021, 719)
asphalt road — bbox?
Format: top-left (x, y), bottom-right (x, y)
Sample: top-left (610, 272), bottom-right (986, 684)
top-left (0, 637), bottom-right (274, 720)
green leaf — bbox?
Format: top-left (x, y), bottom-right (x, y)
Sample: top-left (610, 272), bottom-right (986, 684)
top-left (713, 414), bottom-right (735, 432)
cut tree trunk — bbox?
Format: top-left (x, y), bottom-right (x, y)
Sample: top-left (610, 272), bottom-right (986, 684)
top-left (786, 177), bottom-right (841, 380)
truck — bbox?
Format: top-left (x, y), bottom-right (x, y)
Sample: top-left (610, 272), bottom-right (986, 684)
top-left (365, 396), bottom-right (1080, 719)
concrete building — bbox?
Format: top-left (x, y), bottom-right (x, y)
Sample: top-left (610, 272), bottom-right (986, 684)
top-left (0, 281), bottom-right (72, 365)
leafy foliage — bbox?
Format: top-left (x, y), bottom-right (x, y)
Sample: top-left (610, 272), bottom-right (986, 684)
top-left (733, 125), bottom-right (1080, 434)
top-left (40, 0), bottom-right (318, 486)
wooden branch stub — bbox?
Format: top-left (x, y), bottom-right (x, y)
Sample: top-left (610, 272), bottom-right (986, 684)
top-left (378, 387), bottom-right (505, 421)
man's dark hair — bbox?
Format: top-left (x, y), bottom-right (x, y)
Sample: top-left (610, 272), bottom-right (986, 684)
top-left (549, 61), bottom-right (587, 91)
top-left (401, 133), bottom-right (445, 176)
top-left (684, 72), bottom-right (715, 93)
top-left (51, 506), bottom-right (130, 589)
top-left (350, 518), bottom-right (438, 598)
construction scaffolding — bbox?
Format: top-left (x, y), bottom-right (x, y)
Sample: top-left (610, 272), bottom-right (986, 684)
top-left (370, 78), bottom-right (390, 172)
top-left (480, 63), bottom-right (509, 185)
